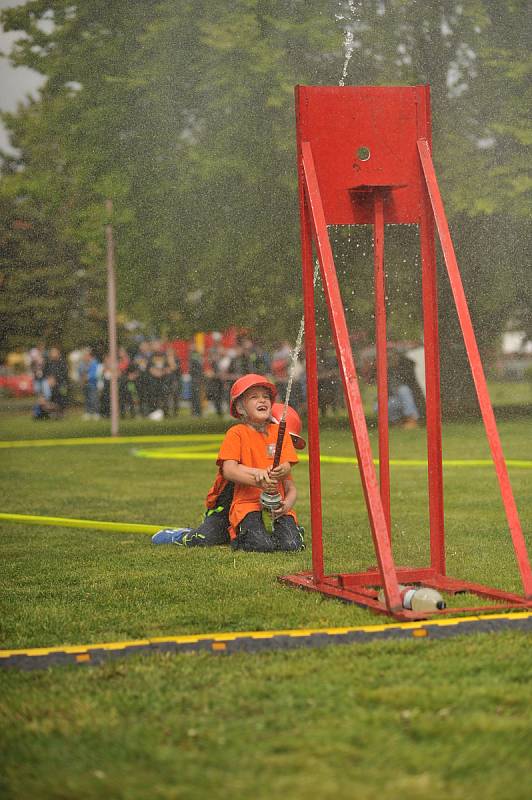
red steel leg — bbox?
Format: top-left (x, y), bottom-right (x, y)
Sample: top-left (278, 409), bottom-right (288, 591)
top-left (419, 186), bottom-right (446, 575)
top-left (417, 85), bottom-right (445, 575)
top-left (301, 141), bottom-right (402, 612)
top-left (300, 197), bottom-right (325, 581)
top-left (373, 191), bottom-right (391, 537)
top-left (418, 137), bottom-right (532, 597)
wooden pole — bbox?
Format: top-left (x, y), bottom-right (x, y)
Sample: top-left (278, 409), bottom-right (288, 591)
top-left (105, 199), bottom-right (119, 437)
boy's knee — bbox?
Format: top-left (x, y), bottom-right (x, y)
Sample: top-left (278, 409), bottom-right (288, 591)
top-left (199, 509), bottom-right (231, 545)
top-left (232, 512), bottom-right (275, 553)
top-left (272, 516), bottom-right (305, 552)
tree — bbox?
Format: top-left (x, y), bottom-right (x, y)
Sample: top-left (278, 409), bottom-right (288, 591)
top-left (0, 0), bottom-right (529, 378)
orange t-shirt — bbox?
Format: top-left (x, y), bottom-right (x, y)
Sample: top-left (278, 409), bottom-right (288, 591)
top-left (204, 472), bottom-right (229, 511)
top-left (215, 422), bottom-right (299, 539)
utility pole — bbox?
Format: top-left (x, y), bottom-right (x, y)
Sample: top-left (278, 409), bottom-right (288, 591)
top-left (105, 199), bottom-right (119, 437)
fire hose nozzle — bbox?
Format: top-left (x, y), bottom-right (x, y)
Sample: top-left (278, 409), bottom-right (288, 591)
top-left (260, 491), bottom-right (283, 512)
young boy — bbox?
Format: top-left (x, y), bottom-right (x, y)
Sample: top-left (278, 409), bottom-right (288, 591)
top-left (152, 375), bottom-right (305, 552)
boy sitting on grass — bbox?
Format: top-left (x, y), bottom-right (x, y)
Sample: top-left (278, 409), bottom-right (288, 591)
top-left (152, 374), bottom-right (305, 552)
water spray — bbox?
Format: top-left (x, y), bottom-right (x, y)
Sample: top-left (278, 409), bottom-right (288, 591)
top-left (260, 6), bottom-right (356, 515)
top-left (260, 261), bottom-right (320, 515)
top-left (337, 0), bottom-right (360, 86)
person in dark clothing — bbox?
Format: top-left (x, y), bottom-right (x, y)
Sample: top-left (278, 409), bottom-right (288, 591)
top-left (79, 348), bottom-right (101, 419)
top-left (99, 356), bottom-right (112, 417)
top-left (205, 340), bottom-right (226, 416)
top-left (388, 348), bottom-right (425, 427)
top-left (361, 345), bottom-right (424, 429)
top-left (228, 346), bottom-right (251, 379)
top-left (317, 345), bottom-right (340, 417)
top-left (251, 342), bottom-right (271, 376)
top-left (189, 347), bottom-right (204, 417)
top-left (163, 347), bottom-right (182, 416)
top-left (120, 363), bottom-right (140, 417)
top-left (133, 341), bottom-right (153, 416)
top-left (147, 346), bottom-right (169, 415)
top-left (43, 347), bottom-right (69, 415)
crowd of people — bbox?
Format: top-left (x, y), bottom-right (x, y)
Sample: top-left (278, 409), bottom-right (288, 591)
top-left (23, 335), bottom-right (310, 421)
top-left (5, 333), bottom-right (424, 427)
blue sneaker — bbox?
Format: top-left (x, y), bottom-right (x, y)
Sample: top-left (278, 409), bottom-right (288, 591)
top-left (151, 528), bottom-right (191, 545)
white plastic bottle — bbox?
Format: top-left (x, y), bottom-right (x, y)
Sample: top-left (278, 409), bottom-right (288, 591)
top-left (378, 585), bottom-right (446, 611)
top-left (378, 583), bottom-right (406, 605)
top-left (402, 586), bottom-right (446, 611)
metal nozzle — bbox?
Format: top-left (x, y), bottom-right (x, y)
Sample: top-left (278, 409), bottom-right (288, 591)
top-left (260, 491), bottom-right (283, 511)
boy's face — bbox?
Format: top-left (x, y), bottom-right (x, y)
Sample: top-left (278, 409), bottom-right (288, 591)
top-left (239, 386), bottom-right (272, 424)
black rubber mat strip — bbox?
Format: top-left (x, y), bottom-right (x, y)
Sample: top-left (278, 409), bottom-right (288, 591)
top-left (1, 612), bottom-right (530, 671)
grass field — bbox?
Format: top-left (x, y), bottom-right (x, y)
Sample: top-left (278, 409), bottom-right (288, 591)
top-left (1, 411), bottom-right (531, 799)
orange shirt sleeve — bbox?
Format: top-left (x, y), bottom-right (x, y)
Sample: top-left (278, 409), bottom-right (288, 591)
top-left (216, 425), bottom-right (242, 466)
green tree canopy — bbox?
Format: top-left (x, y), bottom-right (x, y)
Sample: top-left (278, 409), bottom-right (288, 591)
top-left (0, 0), bottom-right (529, 364)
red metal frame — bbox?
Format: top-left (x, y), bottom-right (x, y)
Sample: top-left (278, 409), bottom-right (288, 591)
top-left (281, 85), bottom-right (532, 620)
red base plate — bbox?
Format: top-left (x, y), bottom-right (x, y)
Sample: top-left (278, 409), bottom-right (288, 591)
top-left (279, 569), bottom-right (532, 621)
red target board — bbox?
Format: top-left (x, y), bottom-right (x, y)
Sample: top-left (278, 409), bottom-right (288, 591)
top-left (296, 85), bottom-right (428, 224)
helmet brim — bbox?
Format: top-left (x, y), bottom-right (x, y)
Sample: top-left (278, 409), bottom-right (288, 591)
top-left (291, 434), bottom-right (306, 450)
top-left (271, 413), bottom-right (306, 450)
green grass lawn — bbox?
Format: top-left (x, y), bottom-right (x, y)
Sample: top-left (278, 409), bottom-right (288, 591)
top-left (1, 413), bottom-right (531, 799)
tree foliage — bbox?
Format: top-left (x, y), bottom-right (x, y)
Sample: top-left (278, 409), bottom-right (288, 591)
top-left (0, 0), bottom-right (529, 360)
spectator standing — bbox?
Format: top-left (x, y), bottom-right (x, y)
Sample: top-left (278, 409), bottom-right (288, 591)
top-left (43, 346), bottom-right (69, 416)
top-left (133, 341), bottom-right (153, 416)
top-left (205, 335), bottom-right (226, 416)
top-left (30, 343), bottom-right (48, 399)
top-left (147, 343), bottom-right (169, 416)
top-left (79, 348), bottom-right (101, 419)
top-left (99, 355), bottom-right (113, 417)
top-left (117, 346), bottom-right (130, 375)
top-left (218, 346), bottom-right (234, 413)
top-left (227, 343), bottom-right (246, 378)
top-left (164, 347), bottom-right (182, 416)
top-left (228, 336), bottom-right (263, 379)
top-left (189, 346), bottom-right (204, 417)
top-left (317, 345), bottom-right (340, 417)
top-left (121, 361), bottom-right (140, 418)
top-left (251, 341), bottom-right (271, 376)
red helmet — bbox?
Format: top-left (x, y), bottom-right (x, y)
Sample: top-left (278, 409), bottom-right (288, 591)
top-left (271, 402), bottom-right (306, 450)
top-left (229, 374), bottom-right (277, 418)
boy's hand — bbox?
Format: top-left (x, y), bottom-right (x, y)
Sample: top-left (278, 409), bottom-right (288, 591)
top-left (272, 500), bottom-right (292, 519)
top-left (268, 462), bottom-right (291, 480)
top-left (254, 469), bottom-right (277, 491)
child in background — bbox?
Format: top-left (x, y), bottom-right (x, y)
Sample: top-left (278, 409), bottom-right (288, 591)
top-left (152, 376), bottom-right (305, 552)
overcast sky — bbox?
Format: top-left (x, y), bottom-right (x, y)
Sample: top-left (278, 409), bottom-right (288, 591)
top-left (0, 0), bottom-right (45, 152)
